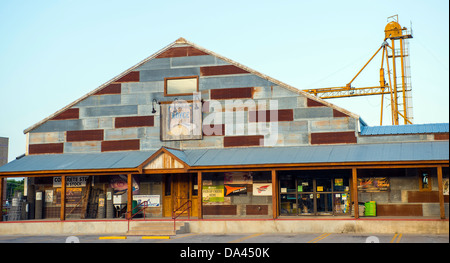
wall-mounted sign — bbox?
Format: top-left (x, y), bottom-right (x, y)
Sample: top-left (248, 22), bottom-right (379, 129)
top-left (253, 183), bottom-right (272, 196)
top-left (202, 185), bottom-right (224, 203)
top-left (161, 99), bottom-right (202, 141)
top-left (224, 185), bottom-right (247, 196)
top-left (53, 176), bottom-right (91, 188)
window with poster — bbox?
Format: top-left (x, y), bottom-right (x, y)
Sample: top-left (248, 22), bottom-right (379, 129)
top-left (418, 169), bottom-right (432, 191)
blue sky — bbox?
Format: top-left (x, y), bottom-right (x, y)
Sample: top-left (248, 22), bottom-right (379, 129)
top-left (0, 0), bottom-right (448, 162)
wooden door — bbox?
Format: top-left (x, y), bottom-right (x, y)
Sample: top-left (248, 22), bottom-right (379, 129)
top-left (172, 174), bottom-right (190, 216)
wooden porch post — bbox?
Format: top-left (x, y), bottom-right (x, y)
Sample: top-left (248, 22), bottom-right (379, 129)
top-left (352, 168), bottom-right (359, 219)
top-left (60, 175), bottom-right (66, 221)
top-left (437, 166), bottom-right (445, 219)
top-left (0, 177), bottom-right (4, 222)
top-left (127, 174), bottom-right (133, 220)
top-left (272, 170), bottom-right (278, 219)
top-left (197, 171), bottom-right (202, 219)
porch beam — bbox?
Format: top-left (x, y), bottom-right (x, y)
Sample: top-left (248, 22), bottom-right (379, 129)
top-left (197, 171), bottom-right (202, 219)
top-left (60, 175), bottom-right (66, 221)
top-left (352, 168), bottom-right (359, 219)
top-left (271, 170), bottom-right (278, 219)
top-left (127, 174), bottom-right (133, 220)
top-left (437, 166), bottom-right (445, 219)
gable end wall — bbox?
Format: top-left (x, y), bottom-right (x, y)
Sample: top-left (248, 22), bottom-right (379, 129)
top-left (26, 45), bottom-right (362, 154)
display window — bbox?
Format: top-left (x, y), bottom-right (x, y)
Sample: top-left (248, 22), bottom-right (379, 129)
top-left (279, 170), bottom-right (351, 216)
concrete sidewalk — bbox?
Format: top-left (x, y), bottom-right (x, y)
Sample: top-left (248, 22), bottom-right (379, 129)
top-left (0, 217), bottom-right (448, 236)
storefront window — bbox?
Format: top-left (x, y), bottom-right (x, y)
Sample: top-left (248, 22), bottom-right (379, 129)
top-left (297, 194), bottom-right (313, 215)
top-left (316, 193), bottom-right (333, 214)
top-left (297, 178), bottom-right (313, 193)
top-left (316, 178), bottom-right (332, 192)
top-left (202, 171), bottom-right (272, 218)
top-left (279, 170), bottom-right (351, 216)
top-left (280, 194), bottom-right (297, 215)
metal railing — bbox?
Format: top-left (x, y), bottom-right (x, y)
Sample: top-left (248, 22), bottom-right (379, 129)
top-left (127, 201), bottom-right (149, 232)
top-left (172, 200), bottom-right (191, 232)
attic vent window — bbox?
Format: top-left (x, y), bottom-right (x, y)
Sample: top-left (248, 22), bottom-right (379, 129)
top-left (164, 76), bottom-right (199, 96)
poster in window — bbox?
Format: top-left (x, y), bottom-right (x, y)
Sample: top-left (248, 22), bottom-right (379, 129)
top-left (110, 175), bottom-right (140, 195)
top-left (161, 98), bottom-right (202, 141)
top-left (56, 188), bottom-right (82, 205)
top-left (443, 178), bottom-right (449, 195)
top-left (358, 177), bottom-right (390, 192)
top-left (133, 195), bottom-right (160, 207)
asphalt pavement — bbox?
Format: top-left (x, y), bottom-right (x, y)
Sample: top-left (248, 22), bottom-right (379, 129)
top-left (0, 232), bottom-right (447, 243)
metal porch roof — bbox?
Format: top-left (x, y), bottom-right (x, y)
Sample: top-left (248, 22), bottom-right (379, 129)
top-left (360, 123), bottom-right (449, 136)
top-left (184, 141), bottom-right (449, 167)
top-left (0, 150), bottom-right (156, 174)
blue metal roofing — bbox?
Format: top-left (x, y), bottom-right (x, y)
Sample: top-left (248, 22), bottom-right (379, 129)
top-left (360, 123), bottom-right (449, 136)
top-left (0, 141), bottom-right (447, 174)
top-left (184, 141), bottom-right (449, 167)
top-left (0, 150), bottom-right (156, 173)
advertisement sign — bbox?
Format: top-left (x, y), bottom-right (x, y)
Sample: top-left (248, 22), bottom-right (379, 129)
top-left (133, 195), bottom-right (160, 207)
top-left (56, 188), bottom-right (82, 205)
top-left (202, 185), bottom-right (224, 203)
top-left (358, 177), bottom-right (390, 192)
top-left (224, 185), bottom-right (247, 196)
top-left (253, 183), bottom-right (272, 196)
top-left (110, 175), bottom-right (140, 195)
top-left (53, 176), bottom-right (91, 187)
top-left (161, 99), bottom-right (202, 141)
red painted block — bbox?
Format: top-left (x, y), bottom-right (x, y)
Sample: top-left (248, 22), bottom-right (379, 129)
top-left (210, 87), bottom-right (253, 100)
top-left (156, 46), bottom-right (208, 58)
top-left (101, 139), bottom-right (140, 152)
top-left (29, 143), bottom-right (64, 155)
top-left (203, 205), bottom-right (237, 215)
top-left (434, 133), bottom-right (449, 140)
top-left (307, 98), bottom-right (326, 107)
top-left (115, 116), bottom-right (154, 128)
top-left (333, 109), bottom-right (349, 118)
top-left (311, 131), bottom-right (357, 145)
top-left (248, 109), bottom-right (293, 122)
top-left (50, 108), bottom-right (79, 120)
top-left (200, 65), bottom-right (249, 76)
top-left (116, 71), bottom-right (139, 82)
top-left (66, 130), bottom-right (104, 142)
top-left (94, 83), bottom-right (121, 95)
top-left (224, 135), bottom-right (264, 147)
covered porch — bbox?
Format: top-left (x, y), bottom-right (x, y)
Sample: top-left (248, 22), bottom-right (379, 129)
top-left (0, 141), bottom-right (448, 227)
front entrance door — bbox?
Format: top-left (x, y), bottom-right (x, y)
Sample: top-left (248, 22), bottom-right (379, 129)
top-left (172, 174), bottom-right (190, 216)
top-left (163, 174), bottom-right (198, 217)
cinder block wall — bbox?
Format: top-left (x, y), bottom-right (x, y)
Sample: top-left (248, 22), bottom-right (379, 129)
top-left (26, 44), bottom-right (359, 155)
